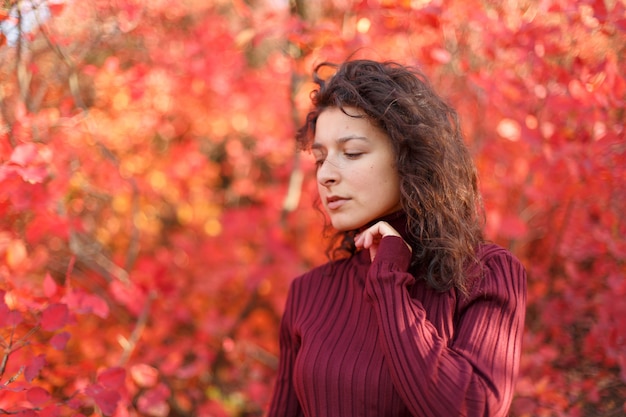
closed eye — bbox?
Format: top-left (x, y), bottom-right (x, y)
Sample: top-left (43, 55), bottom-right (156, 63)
top-left (312, 149), bottom-right (326, 168)
top-left (344, 152), bottom-right (363, 159)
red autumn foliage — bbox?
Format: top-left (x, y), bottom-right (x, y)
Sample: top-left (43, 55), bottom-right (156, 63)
top-left (0, 0), bottom-right (624, 416)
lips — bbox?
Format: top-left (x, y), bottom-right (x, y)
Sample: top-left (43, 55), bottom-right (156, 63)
top-left (326, 196), bottom-right (349, 210)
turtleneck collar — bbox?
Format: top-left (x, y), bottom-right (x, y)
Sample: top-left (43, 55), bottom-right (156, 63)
top-left (353, 210), bottom-right (412, 265)
top-left (362, 210), bottom-right (412, 242)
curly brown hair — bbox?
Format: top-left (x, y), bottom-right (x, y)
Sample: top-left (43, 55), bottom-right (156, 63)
top-left (297, 59), bottom-right (485, 294)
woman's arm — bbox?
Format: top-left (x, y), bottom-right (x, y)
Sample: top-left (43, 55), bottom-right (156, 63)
top-left (266, 283), bottom-right (304, 417)
top-left (360, 229), bottom-right (526, 417)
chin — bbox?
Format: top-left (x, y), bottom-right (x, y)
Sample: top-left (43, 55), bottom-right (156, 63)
top-left (331, 224), bottom-right (352, 232)
top-left (330, 217), bottom-right (365, 232)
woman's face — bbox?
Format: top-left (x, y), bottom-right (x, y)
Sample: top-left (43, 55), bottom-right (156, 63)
top-left (312, 106), bottom-right (402, 231)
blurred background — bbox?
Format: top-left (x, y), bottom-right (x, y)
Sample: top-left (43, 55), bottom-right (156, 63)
top-left (0, 0), bottom-right (625, 415)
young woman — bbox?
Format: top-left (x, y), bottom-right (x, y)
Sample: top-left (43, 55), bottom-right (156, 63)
top-left (267, 59), bottom-right (527, 417)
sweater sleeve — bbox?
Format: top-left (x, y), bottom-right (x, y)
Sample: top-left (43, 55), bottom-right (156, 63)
top-left (267, 280), bottom-right (304, 417)
top-left (364, 236), bottom-right (527, 417)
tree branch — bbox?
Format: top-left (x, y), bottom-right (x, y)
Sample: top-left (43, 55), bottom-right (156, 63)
top-left (117, 290), bottom-right (155, 365)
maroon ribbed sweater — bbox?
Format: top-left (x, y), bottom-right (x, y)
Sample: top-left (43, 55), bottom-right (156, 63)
top-left (267, 216), bottom-right (527, 417)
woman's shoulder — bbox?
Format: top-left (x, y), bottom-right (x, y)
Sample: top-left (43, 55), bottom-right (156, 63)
top-left (464, 242), bottom-right (527, 297)
top-left (476, 242), bottom-right (524, 268)
top-left (290, 255), bottom-right (357, 290)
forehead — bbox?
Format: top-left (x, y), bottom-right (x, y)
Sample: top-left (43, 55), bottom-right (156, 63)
top-left (313, 107), bottom-right (375, 143)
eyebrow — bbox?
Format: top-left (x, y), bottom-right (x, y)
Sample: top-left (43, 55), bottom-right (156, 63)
top-left (311, 135), bottom-right (369, 150)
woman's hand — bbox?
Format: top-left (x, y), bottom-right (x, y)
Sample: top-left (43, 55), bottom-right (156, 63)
top-left (355, 221), bottom-right (412, 262)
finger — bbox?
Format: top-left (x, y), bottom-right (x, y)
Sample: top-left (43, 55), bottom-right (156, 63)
top-left (369, 245), bottom-right (377, 262)
top-left (370, 221), bottom-right (399, 238)
top-left (363, 231), bottom-right (374, 248)
top-left (354, 232), bottom-right (364, 248)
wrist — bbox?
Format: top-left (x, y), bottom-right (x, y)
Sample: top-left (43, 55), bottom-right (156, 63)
top-left (372, 236), bottom-right (412, 271)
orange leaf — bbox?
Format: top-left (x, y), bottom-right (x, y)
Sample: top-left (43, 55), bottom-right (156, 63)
top-left (131, 363), bottom-right (159, 388)
top-left (6, 239), bottom-right (27, 269)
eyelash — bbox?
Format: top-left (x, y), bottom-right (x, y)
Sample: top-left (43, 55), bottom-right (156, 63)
top-left (314, 152), bottom-right (363, 167)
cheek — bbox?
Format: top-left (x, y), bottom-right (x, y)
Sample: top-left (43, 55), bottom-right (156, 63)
top-left (377, 168), bottom-right (401, 197)
top-left (316, 181), bottom-right (324, 198)
top-left (347, 167), bottom-right (373, 190)
top-left (372, 164), bottom-right (396, 184)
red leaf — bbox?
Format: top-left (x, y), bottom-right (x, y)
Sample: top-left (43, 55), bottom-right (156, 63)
top-left (48, 0), bottom-right (66, 16)
top-left (109, 281), bottom-right (146, 316)
top-left (6, 310), bottom-right (23, 326)
top-left (591, 0), bottom-right (608, 23)
top-left (27, 386), bottom-right (51, 406)
top-left (0, 295), bottom-right (22, 327)
top-left (97, 367), bottom-right (126, 390)
top-left (85, 384), bottom-right (121, 416)
top-left (17, 165), bottom-right (48, 184)
top-left (50, 331), bottom-right (71, 350)
top-left (9, 143), bottom-right (39, 167)
top-left (41, 303), bottom-right (69, 331)
top-left (44, 273), bottom-right (58, 298)
top-left (25, 354), bottom-right (46, 382)
top-left (66, 397), bottom-right (83, 410)
top-left (64, 290), bottom-right (109, 318)
top-left (80, 293), bottom-right (109, 318)
top-left (0, 304), bottom-right (8, 328)
top-left (39, 405), bottom-right (61, 417)
top-left (137, 383), bottom-right (171, 417)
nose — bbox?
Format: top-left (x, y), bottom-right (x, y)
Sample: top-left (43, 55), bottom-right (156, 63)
top-left (317, 158), bottom-right (340, 187)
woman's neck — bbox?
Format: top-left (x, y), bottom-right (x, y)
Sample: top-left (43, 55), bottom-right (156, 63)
top-left (363, 210), bottom-right (411, 242)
